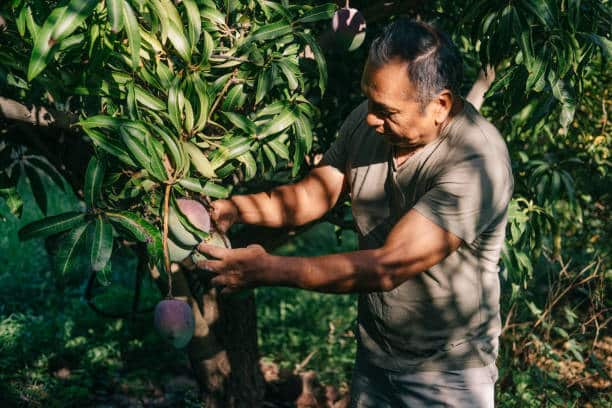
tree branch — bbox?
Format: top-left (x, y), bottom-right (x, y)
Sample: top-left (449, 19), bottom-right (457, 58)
top-left (0, 96), bottom-right (77, 129)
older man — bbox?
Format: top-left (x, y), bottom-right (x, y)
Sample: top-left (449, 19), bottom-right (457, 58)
top-left (196, 18), bottom-right (514, 407)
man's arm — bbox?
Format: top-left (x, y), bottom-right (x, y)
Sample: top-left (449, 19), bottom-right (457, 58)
top-left (211, 164), bottom-right (346, 231)
top-left (197, 208), bottom-right (462, 293)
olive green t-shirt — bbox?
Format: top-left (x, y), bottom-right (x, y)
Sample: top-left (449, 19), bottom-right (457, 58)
top-left (322, 100), bottom-right (514, 371)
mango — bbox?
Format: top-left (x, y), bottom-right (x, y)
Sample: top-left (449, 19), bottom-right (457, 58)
top-left (168, 198), bottom-right (211, 247)
top-left (191, 230), bottom-right (231, 264)
top-left (331, 6), bottom-right (366, 51)
top-left (154, 298), bottom-right (195, 348)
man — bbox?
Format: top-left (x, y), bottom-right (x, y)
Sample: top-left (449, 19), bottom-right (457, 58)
top-left (195, 18), bottom-right (513, 407)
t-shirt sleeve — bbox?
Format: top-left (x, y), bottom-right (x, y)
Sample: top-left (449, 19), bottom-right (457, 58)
top-left (413, 152), bottom-right (513, 244)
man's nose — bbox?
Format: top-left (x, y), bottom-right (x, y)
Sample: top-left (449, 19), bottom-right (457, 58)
top-left (365, 112), bottom-right (384, 129)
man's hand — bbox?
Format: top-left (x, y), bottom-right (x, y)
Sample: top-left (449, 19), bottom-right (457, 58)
top-left (209, 199), bottom-right (239, 233)
top-left (195, 243), bottom-right (269, 294)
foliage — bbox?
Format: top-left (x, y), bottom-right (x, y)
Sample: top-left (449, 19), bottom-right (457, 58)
top-left (1, 0), bottom-right (337, 281)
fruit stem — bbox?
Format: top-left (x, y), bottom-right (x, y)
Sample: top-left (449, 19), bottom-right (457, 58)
top-left (162, 182), bottom-right (173, 298)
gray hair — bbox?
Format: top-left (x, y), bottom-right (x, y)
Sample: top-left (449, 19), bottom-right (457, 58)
top-left (368, 18), bottom-right (463, 108)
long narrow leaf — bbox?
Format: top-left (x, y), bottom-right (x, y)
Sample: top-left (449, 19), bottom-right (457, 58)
top-left (84, 156), bottom-right (106, 208)
top-left (257, 106), bottom-right (297, 139)
top-left (183, 0), bottom-right (201, 53)
top-left (184, 141), bottom-right (216, 178)
top-left (56, 223), bottom-right (90, 276)
top-left (51, 0), bottom-right (98, 42)
top-left (19, 211), bottom-right (87, 240)
top-left (297, 4), bottom-right (337, 23)
top-left (28, 6), bottom-right (66, 81)
top-left (122, 0), bottom-right (141, 71)
top-left (295, 32), bottom-right (327, 95)
top-left (90, 215), bottom-right (113, 271)
top-left (106, 0), bottom-right (123, 33)
top-left (107, 212), bottom-right (163, 262)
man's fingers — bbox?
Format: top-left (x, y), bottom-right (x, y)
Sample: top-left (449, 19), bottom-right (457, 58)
top-left (210, 274), bottom-right (227, 287)
top-left (197, 243), bottom-right (231, 259)
top-left (196, 259), bottom-right (224, 272)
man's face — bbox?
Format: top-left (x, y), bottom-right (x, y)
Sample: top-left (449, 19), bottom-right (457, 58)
top-left (360, 58), bottom-right (441, 149)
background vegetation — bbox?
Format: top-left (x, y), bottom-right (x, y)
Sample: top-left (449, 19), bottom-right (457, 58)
top-left (1, 0), bottom-right (610, 406)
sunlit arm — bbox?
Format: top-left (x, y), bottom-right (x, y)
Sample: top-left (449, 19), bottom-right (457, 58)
top-left (261, 210), bottom-right (463, 292)
top-left (225, 165), bottom-right (345, 228)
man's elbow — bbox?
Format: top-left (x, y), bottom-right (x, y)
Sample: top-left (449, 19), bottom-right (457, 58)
top-left (373, 247), bottom-right (429, 292)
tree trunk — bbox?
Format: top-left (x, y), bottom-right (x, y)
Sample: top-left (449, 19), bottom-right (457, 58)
top-left (152, 265), bottom-right (265, 407)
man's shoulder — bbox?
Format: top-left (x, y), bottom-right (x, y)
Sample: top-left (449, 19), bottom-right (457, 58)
top-left (445, 102), bottom-right (509, 162)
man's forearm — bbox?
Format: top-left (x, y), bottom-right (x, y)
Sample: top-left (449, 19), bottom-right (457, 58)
top-left (230, 183), bottom-right (322, 228)
top-left (260, 249), bottom-right (405, 293)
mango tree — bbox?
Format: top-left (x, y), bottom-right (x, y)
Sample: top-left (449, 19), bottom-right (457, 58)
top-left (1, 0), bottom-right (337, 405)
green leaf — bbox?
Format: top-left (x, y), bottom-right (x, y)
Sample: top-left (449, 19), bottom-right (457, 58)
top-left (257, 106), bottom-right (297, 139)
top-left (80, 115), bottom-right (123, 130)
top-left (107, 212), bottom-right (163, 262)
top-left (16, 6), bottom-right (28, 37)
top-left (27, 6), bottom-right (66, 81)
top-left (525, 51), bottom-right (547, 92)
top-left (127, 81), bottom-right (138, 120)
top-left (24, 165), bottom-right (47, 214)
top-left (276, 59), bottom-right (300, 91)
top-left (122, 0), bottom-right (141, 71)
top-left (106, 0), bottom-right (123, 33)
top-left (586, 34), bottom-right (612, 60)
top-left (51, 0), bottom-right (98, 42)
top-left (248, 21), bottom-right (293, 43)
top-left (184, 141), bottom-right (216, 178)
top-left (255, 67), bottom-right (274, 105)
top-left (135, 86), bottom-right (166, 111)
top-left (202, 181), bottom-right (230, 198)
top-left (168, 18), bottom-right (191, 63)
top-left (19, 211), bottom-right (87, 241)
top-left (201, 30), bottom-right (215, 63)
top-left (297, 4), bottom-right (337, 23)
top-left (152, 124), bottom-right (185, 172)
top-left (27, 156), bottom-right (66, 191)
top-left (550, 75), bottom-right (577, 128)
top-left (295, 32), bottom-right (327, 95)
top-left (520, 0), bottom-right (556, 28)
top-left (168, 80), bottom-right (183, 132)
top-left (84, 156), bottom-right (106, 208)
top-left (294, 114), bottom-right (313, 152)
top-left (177, 178), bottom-right (229, 198)
top-left (200, 7), bottom-right (226, 26)
top-left (222, 83), bottom-right (246, 111)
top-left (267, 138), bottom-right (290, 160)
top-left (144, 135), bottom-right (169, 181)
top-left (222, 112), bottom-right (256, 135)
top-left (237, 152), bottom-right (257, 180)
top-left (96, 262), bottom-right (112, 286)
top-left (90, 215), bottom-right (113, 271)
top-left (56, 223), bottom-right (89, 276)
top-left (82, 126), bottom-right (136, 166)
top-left (262, 144), bottom-right (277, 168)
top-left (183, 0), bottom-right (201, 53)
top-left (120, 125), bottom-right (151, 170)
top-left (193, 75), bottom-right (210, 131)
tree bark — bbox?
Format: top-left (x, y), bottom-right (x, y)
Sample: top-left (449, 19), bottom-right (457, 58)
top-left (151, 264), bottom-right (265, 407)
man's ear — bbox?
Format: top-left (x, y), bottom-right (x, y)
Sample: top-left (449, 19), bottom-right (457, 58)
top-left (434, 90), bottom-right (453, 124)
